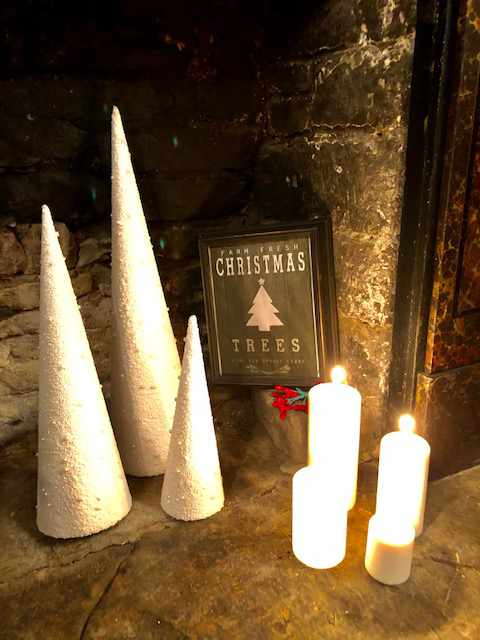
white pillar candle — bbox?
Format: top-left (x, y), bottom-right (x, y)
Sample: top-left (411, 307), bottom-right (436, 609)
top-left (375, 415), bottom-right (430, 537)
top-left (308, 366), bottom-right (361, 509)
top-left (365, 514), bottom-right (415, 585)
top-left (292, 466), bottom-right (347, 569)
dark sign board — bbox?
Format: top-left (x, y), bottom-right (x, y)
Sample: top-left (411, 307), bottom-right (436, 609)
top-left (199, 221), bottom-right (339, 386)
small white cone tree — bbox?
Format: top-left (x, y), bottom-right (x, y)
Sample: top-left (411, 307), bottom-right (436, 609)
top-left (161, 316), bottom-right (224, 521)
top-left (110, 106), bottom-right (181, 477)
top-left (37, 205), bottom-right (132, 539)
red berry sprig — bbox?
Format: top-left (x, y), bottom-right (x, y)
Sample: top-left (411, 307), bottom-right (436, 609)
top-left (271, 386), bottom-right (308, 421)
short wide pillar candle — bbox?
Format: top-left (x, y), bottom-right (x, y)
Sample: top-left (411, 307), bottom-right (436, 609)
top-left (308, 366), bottom-right (361, 509)
top-left (365, 514), bottom-right (415, 585)
top-left (292, 466), bottom-right (347, 569)
top-left (375, 415), bottom-right (430, 537)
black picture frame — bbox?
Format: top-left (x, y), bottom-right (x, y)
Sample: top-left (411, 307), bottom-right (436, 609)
top-left (199, 220), bottom-right (339, 386)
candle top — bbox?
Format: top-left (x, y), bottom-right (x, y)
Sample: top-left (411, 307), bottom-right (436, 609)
top-left (399, 414), bottom-right (416, 434)
top-left (331, 365), bottom-right (347, 384)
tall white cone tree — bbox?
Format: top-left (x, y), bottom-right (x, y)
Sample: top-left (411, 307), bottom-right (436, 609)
top-left (110, 106), bottom-right (181, 476)
top-left (161, 316), bottom-right (224, 521)
top-left (37, 205), bottom-right (132, 539)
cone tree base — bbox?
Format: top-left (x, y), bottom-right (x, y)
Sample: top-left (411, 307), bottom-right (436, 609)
top-left (37, 498), bottom-right (132, 539)
top-left (161, 494), bottom-right (224, 522)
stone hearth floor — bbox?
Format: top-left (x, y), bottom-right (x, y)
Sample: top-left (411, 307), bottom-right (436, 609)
top-left (1, 405), bottom-right (479, 639)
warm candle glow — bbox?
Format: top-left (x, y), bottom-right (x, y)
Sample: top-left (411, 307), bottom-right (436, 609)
top-left (308, 368), bottom-right (361, 509)
top-left (330, 365), bottom-right (347, 384)
top-left (399, 414), bottom-right (416, 433)
top-left (292, 467), bottom-right (347, 569)
top-left (365, 514), bottom-right (415, 585)
top-left (375, 422), bottom-right (431, 537)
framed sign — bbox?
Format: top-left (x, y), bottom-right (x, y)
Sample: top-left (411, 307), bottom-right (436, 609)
top-left (199, 221), bottom-right (339, 386)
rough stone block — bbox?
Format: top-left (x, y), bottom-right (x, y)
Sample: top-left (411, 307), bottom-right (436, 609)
top-left (72, 271), bottom-right (94, 298)
top-left (253, 388), bottom-right (308, 464)
top-left (149, 214), bottom-right (249, 263)
top-left (78, 292), bottom-right (112, 331)
top-left (101, 79), bottom-right (179, 129)
top-left (361, 0), bottom-right (416, 42)
top-left (416, 363), bottom-right (480, 477)
top-left (74, 223), bottom-right (110, 247)
top-left (0, 113), bottom-right (87, 168)
top-left (0, 294), bottom-right (112, 432)
top-left (0, 334), bottom-right (39, 394)
top-left (88, 123), bottom-right (260, 176)
top-left (0, 77), bottom-right (213, 185)
top-left (265, 0), bottom-right (415, 55)
top-left (16, 222), bottom-right (78, 273)
top-left (255, 131), bottom-right (404, 329)
top-left (313, 36), bottom-right (414, 128)
top-left (0, 77), bottom-right (100, 129)
top-left (359, 395), bottom-right (384, 459)
top-left (139, 174), bottom-right (249, 222)
top-left (339, 313), bottom-right (392, 392)
top-left (0, 271), bottom-right (92, 312)
top-left (255, 127), bottom-right (406, 237)
top-left (268, 95), bottom-right (313, 135)
top-left (0, 229), bottom-right (26, 275)
top-left (265, 62), bottom-right (313, 94)
top-left (0, 534), bottom-right (133, 637)
top-left (150, 222), bottom-right (198, 262)
top-left (0, 277), bottom-right (40, 312)
top-left (0, 172), bottom-right (106, 227)
top-left (0, 390), bottom-right (37, 426)
top-left (160, 260), bottom-right (201, 300)
top-left (197, 75), bottom-right (258, 122)
top-left (338, 312), bottom-right (394, 449)
top-left (76, 237), bottom-right (110, 268)
top-left (0, 342), bottom-right (9, 369)
top-left (89, 263), bottom-right (111, 296)
top-left (86, 327), bottom-right (111, 382)
top-left (0, 77), bottom-right (177, 133)
top-left (0, 309), bottom-right (39, 340)
top-left (334, 230), bottom-right (398, 327)
top-left (0, 359), bottom-right (38, 396)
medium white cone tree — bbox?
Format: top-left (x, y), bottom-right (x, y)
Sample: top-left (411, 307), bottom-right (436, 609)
top-left (110, 106), bottom-right (181, 477)
top-left (37, 205), bottom-right (132, 539)
top-left (161, 316), bottom-right (224, 521)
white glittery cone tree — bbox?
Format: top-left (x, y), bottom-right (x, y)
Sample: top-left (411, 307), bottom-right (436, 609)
top-left (161, 316), bottom-right (224, 521)
top-left (37, 205), bottom-right (132, 539)
top-left (110, 106), bottom-right (181, 476)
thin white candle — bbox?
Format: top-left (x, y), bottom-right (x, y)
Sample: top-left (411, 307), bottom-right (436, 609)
top-left (292, 466), bottom-right (347, 569)
top-left (308, 366), bottom-right (361, 509)
top-left (375, 414), bottom-right (430, 537)
top-left (365, 514), bottom-right (415, 585)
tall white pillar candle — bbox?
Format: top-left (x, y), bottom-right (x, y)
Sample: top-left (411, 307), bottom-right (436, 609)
top-left (365, 514), bottom-right (415, 585)
top-left (375, 415), bottom-right (430, 537)
top-left (292, 466), bottom-right (347, 569)
top-left (308, 366), bottom-right (361, 509)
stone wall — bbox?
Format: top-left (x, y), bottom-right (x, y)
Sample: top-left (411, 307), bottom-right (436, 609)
top-left (0, 223), bottom-right (109, 433)
top-left (0, 1), bottom-right (416, 455)
top-left (255, 1), bottom-right (416, 455)
top-left (0, 1), bottom-right (265, 440)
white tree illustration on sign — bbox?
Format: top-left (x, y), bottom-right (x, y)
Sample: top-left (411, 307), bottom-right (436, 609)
top-left (246, 279), bottom-right (284, 332)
